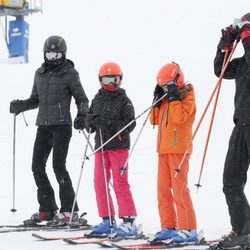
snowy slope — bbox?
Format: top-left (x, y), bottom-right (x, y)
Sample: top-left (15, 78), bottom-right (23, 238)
top-left (1, 0), bottom-right (250, 249)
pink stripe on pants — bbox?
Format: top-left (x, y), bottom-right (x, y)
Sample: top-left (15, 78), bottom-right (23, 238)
top-left (94, 149), bottom-right (137, 218)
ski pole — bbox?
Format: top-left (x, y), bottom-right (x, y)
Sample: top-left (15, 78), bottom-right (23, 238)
top-left (81, 129), bottom-right (115, 190)
top-left (120, 108), bottom-right (152, 175)
top-left (21, 112), bottom-right (28, 127)
top-left (87, 92), bottom-right (168, 159)
top-left (195, 48), bottom-right (230, 191)
top-left (10, 114), bottom-right (17, 214)
top-left (81, 129), bottom-right (95, 153)
top-left (99, 129), bottom-right (114, 234)
top-left (174, 41), bottom-right (239, 177)
top-left (68, 129), bottom-right (91, 228)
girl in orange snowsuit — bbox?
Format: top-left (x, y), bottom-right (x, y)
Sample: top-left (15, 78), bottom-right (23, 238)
top-left (150, 63), bottom-right (197, 242)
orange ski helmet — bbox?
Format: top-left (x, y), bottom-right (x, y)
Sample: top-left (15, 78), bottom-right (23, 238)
top-left (98, 62), bottom-right (123, 91)
top-left (99, 62), bottom-right (123, 78)
top-left (157, 62), bottom-right (184, 89)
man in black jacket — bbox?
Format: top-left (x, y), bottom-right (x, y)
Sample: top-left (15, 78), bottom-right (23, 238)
top-left (214, 13), bottom-right (250, 248)
top-left (10, 36), bottom-right (89, 225)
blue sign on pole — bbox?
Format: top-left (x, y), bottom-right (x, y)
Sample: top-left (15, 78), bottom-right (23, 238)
top-left (8, 19), bottom-right (29, 63)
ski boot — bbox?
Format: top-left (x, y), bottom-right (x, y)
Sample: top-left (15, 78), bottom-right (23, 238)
top-left (114, 220), bottom-right (143, 238)
top-left (23, 211), bottom-right (56, 226)
top-left (218, 231), bottom-right (250, 249)
top-left (171, 229), bottom-right (198, 243)
top-left (46, 211), bottom-right (79, 226)
top-left (90, 217), bottom-right (117, 235)
top-left (151, 228), bottom-right (178, 241)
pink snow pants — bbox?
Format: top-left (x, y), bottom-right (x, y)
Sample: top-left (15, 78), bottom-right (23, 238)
top-left (94, 149), bottom-right (137, 218)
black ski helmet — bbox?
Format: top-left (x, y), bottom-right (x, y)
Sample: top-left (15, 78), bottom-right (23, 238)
top-left (43, 35), bottom-right (67, 53)
top-left (242, 13), bottom-right (250, 22)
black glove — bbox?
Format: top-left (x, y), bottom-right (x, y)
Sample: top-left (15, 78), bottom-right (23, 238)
top-left (167, 82), bottom-right (180, 103)
top-left (234, 19), bottom-right (250, 33)
top-left (9, 99), bottom-right (23, 115)
top-left (85, 114), bottom-right (106, 130)
top-left (73, 114), bottom-right (86, 130)
top-left (92, 115), bottom-right (108, 130)
top-left (217, 25), bottom-right (238, 51)
top-left (153, 85), bottom-right (165, 107)
top-left (234, 20), bottom-right (250, 42)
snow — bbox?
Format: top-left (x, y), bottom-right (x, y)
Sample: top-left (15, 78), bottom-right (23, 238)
top-left (1, 0), bottom-right (250, 249)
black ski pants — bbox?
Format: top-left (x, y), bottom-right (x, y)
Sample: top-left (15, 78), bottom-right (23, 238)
top-left (31, 125), bottom-right (78, 213)
top-left (223, 124), bottom-right (250, 235)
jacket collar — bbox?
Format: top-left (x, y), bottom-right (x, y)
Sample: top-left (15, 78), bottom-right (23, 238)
top-left (37, 59), bottom-right (74, 74)
top-left (98, 87), bottom-right (126, 97)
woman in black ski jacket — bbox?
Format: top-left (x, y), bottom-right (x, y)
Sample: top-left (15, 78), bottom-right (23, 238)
top-left (214, 13), bottom-right (250, 249)
top-left (9, 36), bottom-right (89, 225)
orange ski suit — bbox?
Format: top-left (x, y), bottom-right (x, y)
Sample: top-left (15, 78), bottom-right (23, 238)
top-left (150, 84), bottom-right (197, 230)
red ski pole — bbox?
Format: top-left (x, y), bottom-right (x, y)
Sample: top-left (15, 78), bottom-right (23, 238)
top-left (195, 48), bottom-right (229, 190)
top-left (174, 41), bottom-right (239, 178)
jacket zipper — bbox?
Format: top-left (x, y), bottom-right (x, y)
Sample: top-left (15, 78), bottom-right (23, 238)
top-left (45, 71), bottom-right (53, 125)
top-left (165, 104), bottom-right (170, 127)
top-left (157, 106), bottom-right (167, 152)
top-left (58, 102), bottom-right (64, 121)
top-left (80, 102), bottom-right (83, 114)
top-left (173, 128), bottom-right (177, 148)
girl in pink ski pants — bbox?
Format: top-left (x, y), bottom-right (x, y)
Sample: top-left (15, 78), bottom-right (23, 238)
top-left (94, 149), bottom-right (137, 218)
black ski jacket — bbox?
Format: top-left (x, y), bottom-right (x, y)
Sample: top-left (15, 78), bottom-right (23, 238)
top-left (18, 59), bottom-right (89, 126)
top-left (214, 37), bottom-right (250, 125)
top-left (88, 88), bottom-right (136, 151)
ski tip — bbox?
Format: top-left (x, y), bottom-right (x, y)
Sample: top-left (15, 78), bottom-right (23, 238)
top-left (96, 241), bottom-right (113, 248)
top-left (63, 239), bottom-right (77, 245)
top-left (32, 233), bottom-right (42, 239)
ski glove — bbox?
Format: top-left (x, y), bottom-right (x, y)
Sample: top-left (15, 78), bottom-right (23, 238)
top-left (73, 114), bottom-right (86, 130)
top-left (233, 19), bottom-right (250, 41)
top-left (93, 115), bottom-right (111, 130)
top-left (85, 113), bottom-right (109, 130)
top-left (153, 85), bottom-right (165, 107)
top-left (217, 25), bottom-right (238, 51)
top-left (167, 82), bottom-right (180, 103)
top-left (9, 99), bottom-right (24, 115)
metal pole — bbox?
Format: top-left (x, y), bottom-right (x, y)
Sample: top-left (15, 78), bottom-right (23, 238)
top-left (81, 129), bottom-right (115, 190)
top-left (10, 114), bottom-right (17, 213)
top-left (99, 129), bottom-right (114, 233)
top-left (5, 15), bottom-right (8, 49)
top-left (81, 130), bottom-right (94, 152)
top-left (68, 129), bottom-right (91, 228)
top-left (120, 108), bottom-right (152, 175)
top-left (195, 49), bottom-right (229, 191)
top-left (174, 41), bottom-right (239, 178)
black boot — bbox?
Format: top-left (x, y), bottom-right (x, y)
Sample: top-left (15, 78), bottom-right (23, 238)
top-left (219, 231), bottom-right (250, 249)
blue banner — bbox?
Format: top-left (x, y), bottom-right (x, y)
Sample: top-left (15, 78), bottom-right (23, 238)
top-left (8, 19), bottom-right (29, 63)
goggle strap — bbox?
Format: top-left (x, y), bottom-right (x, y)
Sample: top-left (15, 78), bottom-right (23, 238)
top-left (172, 62), bottom-right (181, 83)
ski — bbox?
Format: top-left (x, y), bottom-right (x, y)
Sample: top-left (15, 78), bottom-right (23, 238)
top-left (111, 242), bottom-right (210, 250)
top-left (0, 227), bottom-right (43, 233)
top-left (110, 238), bottom-right (217, 250)
top-left (63, 237), bottom-right (108, 245)
top-left (63, 234), bottom-right (148, 246)
top-left (0, 224), bottom-right (92, 233)
top-left (31, 233), bottom-right (85, 241)
top-left (96, 240), bottom-right (114, 248)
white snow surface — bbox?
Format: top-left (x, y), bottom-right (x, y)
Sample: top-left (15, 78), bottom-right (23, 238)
top-left (1, 0), bottom-right (250, 249)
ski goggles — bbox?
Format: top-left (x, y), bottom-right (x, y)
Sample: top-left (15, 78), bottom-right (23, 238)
top-left (101, 75), bottom-right (121, 85)
top-left (45, 51), bottom-right (63, 61)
